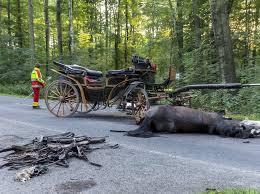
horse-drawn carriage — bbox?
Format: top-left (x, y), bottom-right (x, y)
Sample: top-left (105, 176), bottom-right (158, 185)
top-left (45, 54), bottom-right (259, 123)
top-left (44, 56), bottom-right (175, 123)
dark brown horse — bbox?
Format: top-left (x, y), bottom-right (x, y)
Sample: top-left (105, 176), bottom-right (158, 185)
top-left (127, 105), bottom-right (260, 138)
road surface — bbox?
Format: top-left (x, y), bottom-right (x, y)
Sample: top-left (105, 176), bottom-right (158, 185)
top-left (0, 95), bottom-right (260, 194)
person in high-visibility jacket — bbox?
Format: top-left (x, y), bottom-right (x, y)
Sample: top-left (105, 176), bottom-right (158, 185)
top-left (31, 64), bottom-right (45, 109)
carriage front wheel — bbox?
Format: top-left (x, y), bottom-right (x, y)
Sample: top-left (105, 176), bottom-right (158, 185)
top-left (131, 88), bottom-right (150, 124)
top-left (45, 80), bottom-right (79, 117)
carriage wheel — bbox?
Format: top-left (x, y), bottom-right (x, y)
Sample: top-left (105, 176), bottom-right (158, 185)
top-left (131, 88), bottom-right (150, 124)
top-left (45, 80), bottom-right (79, 117)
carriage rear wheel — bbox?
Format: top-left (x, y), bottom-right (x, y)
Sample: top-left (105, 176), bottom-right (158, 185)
top-left (45, 80), bottom-right (79, 117)
top-left (131, 88), bottom-right (150, 124)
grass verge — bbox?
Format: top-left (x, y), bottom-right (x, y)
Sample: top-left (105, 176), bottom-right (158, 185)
top-left (226, 113), bottom-right (260, 121)
top-left (201, 188), bottom-right (260, 194)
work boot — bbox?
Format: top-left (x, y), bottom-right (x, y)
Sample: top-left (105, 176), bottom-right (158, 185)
top-left (32, 102), bottom-right (40, 109)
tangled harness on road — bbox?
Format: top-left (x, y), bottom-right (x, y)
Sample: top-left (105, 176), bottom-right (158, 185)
top-left (0, 132), bottom-right (118, 182)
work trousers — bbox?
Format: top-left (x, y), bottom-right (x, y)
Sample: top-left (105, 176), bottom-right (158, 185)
top-left (32, 87), bottom-right (40, 107)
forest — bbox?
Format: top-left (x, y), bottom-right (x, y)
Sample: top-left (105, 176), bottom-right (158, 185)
top-left (0, 0), bottom-right (259, 116)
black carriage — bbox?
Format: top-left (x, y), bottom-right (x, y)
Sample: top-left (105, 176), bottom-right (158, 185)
top-left (45, 56), bottom-right (173, 123)
top-left (45, 55), bottom-right (176, 123)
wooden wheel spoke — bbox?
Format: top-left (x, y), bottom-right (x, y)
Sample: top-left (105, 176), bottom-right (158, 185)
top-left (55, 86), bottom-right (62, 96)
top-left (64, 102), bottom-right (72, 112)
top-left (67, 99), bottom-right (76, 108)
top-left (65, 94), bottom-right (76, 99)
top-left (50, 90), bottom-right (60, 97)
top-left (131, 89), bottom-right (150, 124)
top-left (48, 100), bottom-right (59, 104)
top-left (59, 84), bottom-right (64, 96)
top-left (50, 101), bottom-right (61, 112)
top-left (68, 98), bottom-right (77, 103)
top-left (56, 102), bottom-right (62, 116)
top-left (63, 83), bottom-right (68, 96)
top-left (62, 103), bottom-right (65, 115)
top-left (48, 95), bottom-right (59, 100)
top-left (64, 87), bottom-right (73, 97)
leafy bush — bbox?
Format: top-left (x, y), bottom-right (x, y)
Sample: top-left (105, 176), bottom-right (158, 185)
top-left (191, 88), bottom-right (260, 116)
top-left (0, 83), bottom-right (32, 96)
top-left (0, 48), bottom-right (34, 84)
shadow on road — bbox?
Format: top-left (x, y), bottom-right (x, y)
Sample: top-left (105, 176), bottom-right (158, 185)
top-left (73, 112), bottom-right (136, 125)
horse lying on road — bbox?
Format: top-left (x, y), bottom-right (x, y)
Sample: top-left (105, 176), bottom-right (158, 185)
top-left (126, 105), bottom-right (260, 138)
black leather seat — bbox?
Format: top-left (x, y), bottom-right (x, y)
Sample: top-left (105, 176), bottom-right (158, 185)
top-left (53, 61), bottom-right (103, 77)
top-left (70, 65), bottom-right (103, 77)
top-left (106, 69), bottom-right (134, 77)
top-left (85, 69), bottom-right (103, 77)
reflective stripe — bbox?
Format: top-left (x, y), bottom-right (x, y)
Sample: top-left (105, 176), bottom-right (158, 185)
top-left (35, 69), bottom-right (41, 78)
top-left (38, 78), bottom-right (45, 84)
top-left (32, 102), bottom-right (39, 106)
top-left (32, 85), bottom-right (41, 88)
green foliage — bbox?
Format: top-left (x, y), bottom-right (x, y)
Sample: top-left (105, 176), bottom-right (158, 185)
top-left (0, 83), bottom-right (31, 96)
top-left (191, 88), bottom-right (260, 116)
top-left (0, 0), bottom-right (259, 116)
top-left (0, 47), bottom-right (34, 84)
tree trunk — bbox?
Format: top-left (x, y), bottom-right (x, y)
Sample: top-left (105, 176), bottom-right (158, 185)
top-left (191, 0), bottom-right (203, 82)
top-left (169, 0), bottom-right (184, 72)
top-left (28, 0), bottom-right (35, 58)
top-left (148, 0), bottom-right (156, 57)
top-left (7, 0), bottom-right (11, 46)
top-left (210, 0), bottom-right (237, 83)
top-left (16, 0), bottom-right (23, 48)
top-left (114, 0), bottom-right (121, 69)
top-left (130, 0), bottom-right (137, 46)
top-left (44, 0), bottom-right (50, 76)
top-left (168, 0), bottom-right (177, 65)
top-left (68, 0), bottom-right (74, 62)
top-left (88, 2), bottom-right (95, 65)
top-left (252, 0), bottom-right (259, 67)
top-left (192, 0), bottom-right (201, 49)
top-left (105, 0), bottom-right (109, 65)
top-left (176, 0), bottom-right (184, 72)
top-left (56, 0), bottom-right (63, 61)
top-left (124, 0), bottom-right (128, 66)
top-left (243, 0), bottom-right (250, 68)
top-left (0, 0), bottom-right (2, 37)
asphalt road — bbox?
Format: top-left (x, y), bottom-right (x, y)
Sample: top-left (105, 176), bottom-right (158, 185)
top-left (0, 95), bottom-right (260, 194)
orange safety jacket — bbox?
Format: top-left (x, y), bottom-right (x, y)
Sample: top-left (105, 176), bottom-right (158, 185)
top-left (31, 67), bottom-right (45, 88)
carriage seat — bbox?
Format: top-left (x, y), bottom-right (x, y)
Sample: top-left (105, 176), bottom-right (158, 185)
top-left (70, 65), bottom-right (103, 77)
top-left (84, 69), bottom-right (103, 77)
top-left (106, 69), bottom-right (134, 77)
